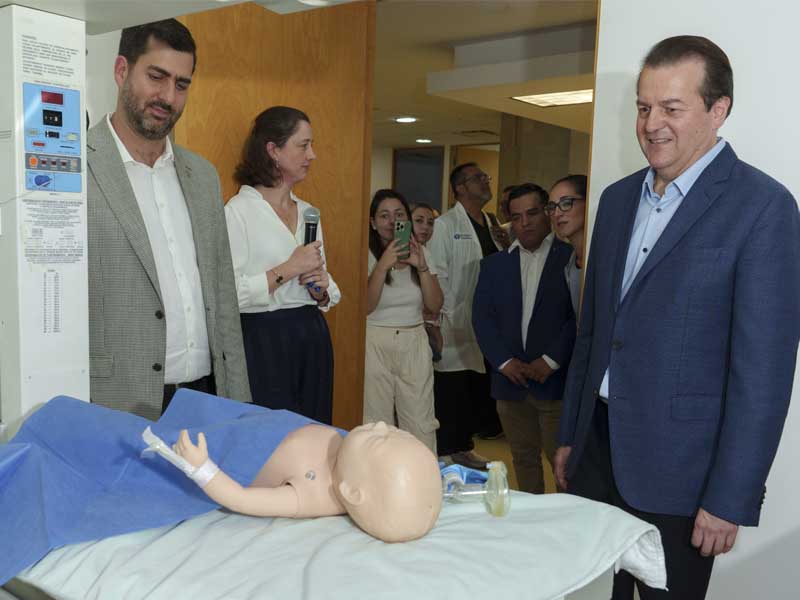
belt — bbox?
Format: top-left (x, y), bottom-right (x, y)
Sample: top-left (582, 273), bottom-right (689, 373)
top-left (163, 373), bottom-right (215, 413)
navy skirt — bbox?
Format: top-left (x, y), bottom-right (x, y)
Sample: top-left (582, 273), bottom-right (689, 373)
top-left (240, 305), bottom-right (334, 424)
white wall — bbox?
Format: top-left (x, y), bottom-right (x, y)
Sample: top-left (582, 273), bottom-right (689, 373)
top-left (590, 2), bottom-right (800, 598)
top-left (370, 145), bottom-right (393, 197)
top-left (85, 30), bottom-right (120, 127)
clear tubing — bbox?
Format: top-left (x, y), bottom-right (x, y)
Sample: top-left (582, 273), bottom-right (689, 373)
top-left (442, 461), bottom-right (511, 517)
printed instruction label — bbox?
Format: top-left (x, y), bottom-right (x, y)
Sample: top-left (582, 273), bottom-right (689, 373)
top-left (20, 34), bottom-right (80, 80)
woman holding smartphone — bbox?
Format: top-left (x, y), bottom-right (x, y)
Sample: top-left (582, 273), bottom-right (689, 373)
top-left (365, 190), bottom-right (443, 452)
top-left (225, 106), bottom-right (339, 424)
top-left (410, 203), bottom-right (444, 362)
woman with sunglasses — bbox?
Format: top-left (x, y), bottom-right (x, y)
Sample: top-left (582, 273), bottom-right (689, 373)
top-left (546, 175), bottom-right (588, 316)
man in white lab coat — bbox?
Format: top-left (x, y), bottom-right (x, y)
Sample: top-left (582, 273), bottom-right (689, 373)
top-left (427, 163), bottom-right (503, 468)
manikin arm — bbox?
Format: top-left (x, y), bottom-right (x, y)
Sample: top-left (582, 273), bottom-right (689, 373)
top-left (195, 467), bottom-right (300, 518)
top-left (157, 429), bottom-right (300, 518)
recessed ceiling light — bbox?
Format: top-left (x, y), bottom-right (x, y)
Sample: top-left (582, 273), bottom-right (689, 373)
top-left (394, 116), bottom-right (417, 124)
top-left (512, 89), bottom-right (594, 107)
top-left (416, 138), bottom-right (432, 144)
top-left (298, 0), bottom-right (334, 6)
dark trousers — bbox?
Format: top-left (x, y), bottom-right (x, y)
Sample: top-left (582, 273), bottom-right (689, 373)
top-left (474, 358), bottom-right (503, 437)
top-left (434, 369), bottom-right (481, 455)
top-left (162, 373), bottom-right (216, 414)
top-left (241, 305), bottom-right (334, 425)
top-left (569, 401), bottom-right (715, 600)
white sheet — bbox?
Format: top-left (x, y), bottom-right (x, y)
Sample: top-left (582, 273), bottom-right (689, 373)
top-left (17, 492), bottom-right (665, 600)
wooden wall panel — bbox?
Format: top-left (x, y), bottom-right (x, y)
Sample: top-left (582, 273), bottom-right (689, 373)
top-left (176, 1), bottom-right (375, 430)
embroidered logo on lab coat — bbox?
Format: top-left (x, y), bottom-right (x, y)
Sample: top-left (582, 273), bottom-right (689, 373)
top-left (454, 233), bottom-right (474, 240)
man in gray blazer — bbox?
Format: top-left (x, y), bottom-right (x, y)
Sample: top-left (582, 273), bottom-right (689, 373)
top-left (87, 19), bottom-right (250, 420)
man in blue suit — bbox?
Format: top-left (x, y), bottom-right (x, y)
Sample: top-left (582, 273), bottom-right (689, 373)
top-left (554, 36), bottom-right (800, 599)
top-left (473, 183), bottom-right (575, 493)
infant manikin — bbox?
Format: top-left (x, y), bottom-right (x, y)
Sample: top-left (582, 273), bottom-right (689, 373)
top-left (145, 421), bottom-right (442, 542)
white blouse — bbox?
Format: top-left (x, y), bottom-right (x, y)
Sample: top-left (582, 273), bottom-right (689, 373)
top-left (367, 247), bottom-right (438, 327)
top-left (225, 185), bottom-right (341, 313)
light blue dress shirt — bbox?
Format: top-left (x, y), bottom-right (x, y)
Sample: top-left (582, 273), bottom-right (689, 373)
top-left (599, 138), bottom-right (727, 399)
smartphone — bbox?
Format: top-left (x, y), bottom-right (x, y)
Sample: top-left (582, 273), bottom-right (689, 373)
top-left (394, 220), bottom-right (412, 259)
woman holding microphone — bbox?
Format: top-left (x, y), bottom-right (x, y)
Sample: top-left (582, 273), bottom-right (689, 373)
top-left (365, 190), bottom-right (443, 452)
top-left (225, 106), bottom-right (339, 424)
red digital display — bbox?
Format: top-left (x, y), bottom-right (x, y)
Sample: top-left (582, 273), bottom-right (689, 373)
top-left (41, 91), bottom-right (64, 105)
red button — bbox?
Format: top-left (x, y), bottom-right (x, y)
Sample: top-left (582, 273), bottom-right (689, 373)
top-left (32, 141), bottom-right (45, 147)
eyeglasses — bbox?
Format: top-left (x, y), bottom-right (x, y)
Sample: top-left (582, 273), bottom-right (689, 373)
top-left (462, 172), bottom-right (492, 185)
top-left (544, 196), bottom-right (582, 216)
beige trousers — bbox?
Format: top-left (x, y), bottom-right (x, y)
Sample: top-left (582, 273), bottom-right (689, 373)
top-left (363, 324), bottom-right (439, 453)
top-left (496, 393), bottom-right (562, 494)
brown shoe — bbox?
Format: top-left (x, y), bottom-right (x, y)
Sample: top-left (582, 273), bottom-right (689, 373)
top-left (450, 450), bottom-right (489, 471)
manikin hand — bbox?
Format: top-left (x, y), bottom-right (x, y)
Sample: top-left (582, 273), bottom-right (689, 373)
top-left (692, 508), bottom-right (739, 556)
top-left (174, 429), bottom-right (209, 469)
top-left (553, 446), bottom-right (571, 491)
top-left (526, 357), bottom-right (554, 383)
top-left (500, 358), bottom-right (529, 387)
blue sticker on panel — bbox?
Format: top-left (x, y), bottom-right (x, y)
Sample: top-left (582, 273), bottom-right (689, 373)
top-left (23, 83), bottom-right (82, 193)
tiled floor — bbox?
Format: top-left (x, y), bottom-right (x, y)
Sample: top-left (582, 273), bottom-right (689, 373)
top-left (473, 436), bottom-right (557, 494)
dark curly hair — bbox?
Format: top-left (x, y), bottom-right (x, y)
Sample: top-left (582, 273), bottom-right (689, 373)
top-left (234, 106), bottom-right (310, 188)
top-left (118, 19), bottom-right (197, 72)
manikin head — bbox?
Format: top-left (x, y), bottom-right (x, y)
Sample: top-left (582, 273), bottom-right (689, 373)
top-left (333, 422), bottom-right (442, 542)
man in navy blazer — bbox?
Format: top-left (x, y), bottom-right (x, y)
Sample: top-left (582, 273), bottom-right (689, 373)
top-left (473, 183), bottom-right (575, 493)
top-left (555, 36), bottom-right (800, 599)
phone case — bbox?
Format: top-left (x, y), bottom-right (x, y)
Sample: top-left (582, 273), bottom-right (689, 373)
top-left (394, 221), bottom-right (411, 259)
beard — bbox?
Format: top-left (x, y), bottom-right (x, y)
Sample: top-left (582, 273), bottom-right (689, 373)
top-left (120, 78), bottom-right (182, 141)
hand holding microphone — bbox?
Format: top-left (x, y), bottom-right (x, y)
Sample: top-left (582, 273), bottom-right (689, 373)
top-left (303, 206), bottom-right (320, 246)
top-left (302, 207), bottom-right (324, 294)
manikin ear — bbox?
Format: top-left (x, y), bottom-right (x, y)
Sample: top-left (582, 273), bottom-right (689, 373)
top-left (113, 56), bottom-right (129, 88)
top-left (338, 480), bottom-right (364, 506)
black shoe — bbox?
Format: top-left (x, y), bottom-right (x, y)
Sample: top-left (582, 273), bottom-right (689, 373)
top-left (475, 429), bottom-right (505, 440)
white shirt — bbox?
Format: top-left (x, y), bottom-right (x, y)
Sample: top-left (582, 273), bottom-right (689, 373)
top-left (499, 234), bottom-right (559, 371)
top-left (107, 115), bottom-right (211, 385)
top-left (224, 185), bottom-right (341, 313)
top-left (367, 248), bottom-right (438, 327)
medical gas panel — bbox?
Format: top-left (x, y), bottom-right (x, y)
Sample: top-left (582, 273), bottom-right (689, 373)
top-left (24, 84), bottom-right (82, 193)
top-left (0, 5), bottom-right (89, 441)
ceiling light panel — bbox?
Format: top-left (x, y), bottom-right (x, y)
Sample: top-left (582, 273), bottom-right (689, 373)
top-left (512, 89), bottom-right (593, 107)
